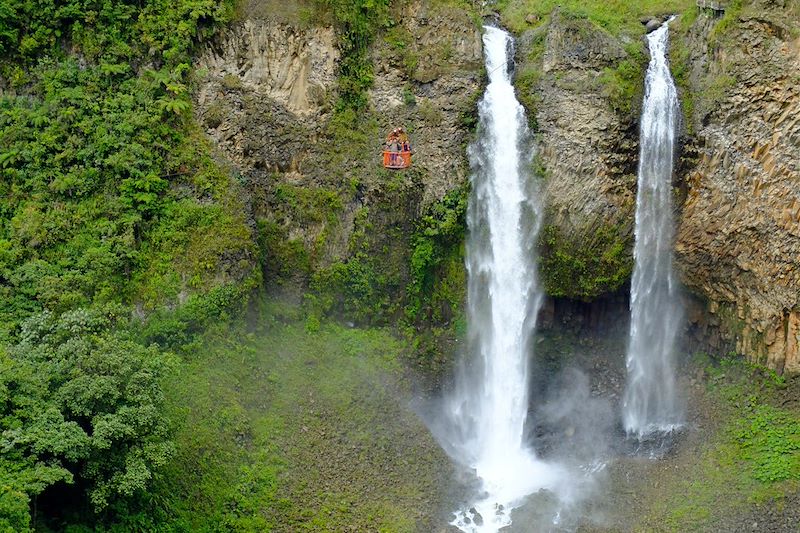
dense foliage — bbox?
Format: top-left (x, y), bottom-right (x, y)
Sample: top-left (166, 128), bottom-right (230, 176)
top-left (0, 0), bottom-right (248, 337)
top-left (1, 309), bottom-right (175, 530)
top-left (406, 182), bottom-right (468, 323)
top-left (0, 0), bottom-right (256, 528)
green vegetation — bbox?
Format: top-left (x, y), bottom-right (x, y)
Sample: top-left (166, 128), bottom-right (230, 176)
top-left (257, 182), bottom-right (343, 284)
top-left (505, 0), bottom-right (698, 120)
top-left (707, 358), bottom-right (800, 484)
top-left (0, 0), bottom-right (252, 333)
top-left (736, 402), bottom-right (800, 483)
top-left (539, 222), bottom-right (633, 300)
top-left (290, 175), bottom-right (468, 378)
top-left (670, 3), bottom-right (743, 131)
top-left (241, 0), bottom-right (476, 379)
top-left (500, 0), bottom-right (695, 37)
top-left (639, 355), bottom-right (800, 531)
top-left (10, 0), bottom-right (789, 530)
top-left (1, 309), bottom-right (175, 525)
top-left (0, 0), bottom-right (260, 527)
top-left (304, 175), bottom-right (468, 334)
top-left (317, 0), bottom-right (391, 111)
top-left (514, 32), bottom-right (546, 127)
top-left (306, 189), bottom-right (402, 325)
top-left (667, 10), bottom-right (698, 133)
top-left (406, 183), bottom-right (469, 323)
top-left (152, 304), bottom-right (448, 531)
top-left (599, 42), bottom-right (648, 115)
top-left (708, 0), bottom-right (743, 41)
top-left (309, 243), bottom-right (394, 326)
top-left (458, 87), bottom-right (483, 132)
top-left (403, 185), bottom-right (469, 375)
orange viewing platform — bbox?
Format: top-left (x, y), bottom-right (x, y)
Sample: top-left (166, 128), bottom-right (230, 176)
top-left (383, 150), bottom-right (412, 170)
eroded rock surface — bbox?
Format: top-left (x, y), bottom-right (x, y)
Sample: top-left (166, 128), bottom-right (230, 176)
top-left (516, 11), bottom-right (640, 299)
top-left (676, 4), bottom-right (800, 373)
top-left (193, 1), bottom-right (481, 284)
top-left (536, 14), bottom-right (637, 240)
top-left (196, 20), bottom-right (337, 174)
top-left (371, 2), bottom-right (482, 204)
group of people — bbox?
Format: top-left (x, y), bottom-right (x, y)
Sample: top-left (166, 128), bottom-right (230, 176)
top-left (385, 127), bottom-right (411, 153)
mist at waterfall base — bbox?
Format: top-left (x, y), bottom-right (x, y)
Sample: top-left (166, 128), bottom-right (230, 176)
top-left (420, 26), bottom-right (611, 533)
top-left (622, 19), bottom-right (684, 439)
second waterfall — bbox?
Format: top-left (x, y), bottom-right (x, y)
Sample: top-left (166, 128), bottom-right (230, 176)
top-left (444, 26), bottom-right (564, 532)
top-left (622, 19), bottom-right (684, 437)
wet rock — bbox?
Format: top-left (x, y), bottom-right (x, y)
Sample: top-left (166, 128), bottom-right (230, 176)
top-left (645, 19), bottom-right (662, 33)
top-left (470, 507), bottom-right (484, 526)
top-left (515, 10), bottom-right (637, 300)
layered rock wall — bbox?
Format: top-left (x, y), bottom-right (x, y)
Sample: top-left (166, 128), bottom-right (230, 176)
top-left (516, 2), bottom-right (800, 373)
top-left (193, 1), bottom-right (481, 306)
top-left (536, 12), bottom-right (637, 235)
top-left (515, 11), bottom-right (640, 300)
top-left (676, 2), bottom-right (800, 373)
top-left (193, 1), bottom-right (800, 372)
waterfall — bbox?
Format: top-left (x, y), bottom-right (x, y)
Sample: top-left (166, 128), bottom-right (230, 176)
top-left (445, 26), bottom-right (564, 532)
top-left (622, 20), bottom-right (683, 438)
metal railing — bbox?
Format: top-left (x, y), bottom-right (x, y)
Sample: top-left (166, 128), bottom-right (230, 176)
top-left (382, 150), bottom-right (412, 169)
top-left (696, 0), bottom-right (727, 12)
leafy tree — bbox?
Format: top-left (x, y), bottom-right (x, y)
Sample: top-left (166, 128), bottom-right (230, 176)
top-left (0, 0), bottom-right (250, 527)
top-left (0, 309), bottom-right (176, 518)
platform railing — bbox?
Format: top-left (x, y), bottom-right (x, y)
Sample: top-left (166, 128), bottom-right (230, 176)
top-left (696, 0), bottom-right (727, 12)
top-left (383, 150), bottom-right (412, 169)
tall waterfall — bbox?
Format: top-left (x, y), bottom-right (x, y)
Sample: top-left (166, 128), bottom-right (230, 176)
top-left (622, 20), bottom-right (683, 437)
top-left (445, 26), bottom-right (563, 532)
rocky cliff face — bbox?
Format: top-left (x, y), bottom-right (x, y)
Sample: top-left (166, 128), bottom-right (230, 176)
top-left (372, 2), bottom-right (483, 204)
top-left (536, 13), bottom-right (638, 230)
top-left (193, 0), bottom-right (800, 373)
top-left (515, 11), bottom-right (640, 301)
top-left (194, 1), bottom-right (481, 299)
top-left (675, 1), bottom-right (800, 373)
top-left (515, 1), bottom-right (800, 373)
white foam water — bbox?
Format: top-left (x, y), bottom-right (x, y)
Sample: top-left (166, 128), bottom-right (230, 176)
top-left (622, 19), bottom-right (684, 438)
top-left (444, 26), bottom-right (566, 532)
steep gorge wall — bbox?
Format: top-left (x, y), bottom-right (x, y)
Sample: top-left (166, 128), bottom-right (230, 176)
top-left (193, 1), bottom-right (481, 322)
top-left (514, 11), bottom-right (640, 302)
top-left (675, 0), bottom-right (800, 373)
top-left (513, 1), bottom-right (800, 373)
top-left (193, 0), bottom-right (800, 375)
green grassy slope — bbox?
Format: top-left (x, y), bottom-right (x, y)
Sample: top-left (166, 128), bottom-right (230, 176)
top-left (633, 357), bottom-right (800, 531)
top-left (156, 302), bottom-right (453, 532)
top-left (499, 0), bottom-right (695, 37)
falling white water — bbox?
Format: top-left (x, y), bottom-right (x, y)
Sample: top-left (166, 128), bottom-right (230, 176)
top-left (444, 26), bottom-right (565, 532)
top-left (622, 20), bottom-right (684, 438)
